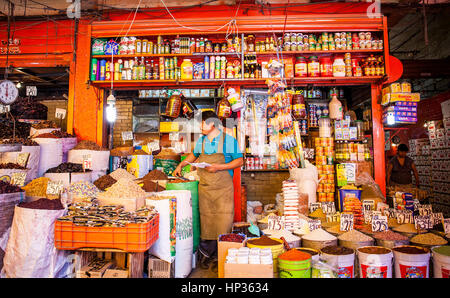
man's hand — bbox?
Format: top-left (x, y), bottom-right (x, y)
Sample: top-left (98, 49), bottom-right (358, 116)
top-left (173, 165), bottom-right (183, 177)
top-left (206, 164), bottom-right (223, 173)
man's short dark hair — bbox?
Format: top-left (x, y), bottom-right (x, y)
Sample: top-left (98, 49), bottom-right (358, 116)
top-left (398, 144), bottom-right (409, 152)
top-left (201, 111), bottom-right (221, 127)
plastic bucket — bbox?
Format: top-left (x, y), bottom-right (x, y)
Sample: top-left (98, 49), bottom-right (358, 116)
top-left (431, 246), bottom-right (450, 278)
top-left (320, 246), bottom-right (355, 278)
top-left (393, 245), bottom-right (430, 278)
top-left (247, 237), bottom-right (285, 275)
top-left (278, 258), bottom-right (311, 278)
top-left (357, 246), bottom-right (393, 278)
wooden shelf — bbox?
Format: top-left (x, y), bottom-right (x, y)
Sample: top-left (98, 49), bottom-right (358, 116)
top-left (91, 76), bottom-right (384, 88)
top-left (92, 49), bottom-right (383, 59)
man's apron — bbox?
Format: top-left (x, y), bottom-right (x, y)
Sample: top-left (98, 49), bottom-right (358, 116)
top-left (197, 133), bottom-right (234, 240)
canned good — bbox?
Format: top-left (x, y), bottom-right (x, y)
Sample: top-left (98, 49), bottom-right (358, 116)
top-left (327, 193), bottom-right (335, 202)
top-left (317, 184), bottom-right (324, 193)
top-left (318, 193), bottom-right (327, 202)
top-left (315, 138), bottom-right (322, 147)
top-left (358, 32), bottom-right (365, 40)
top-left (290, 33), bottom-right (297, 43)
top-left (316, 147), bottom-right (324, 156)
top-left (284, 42), bottom-right (291, 52)
top-left (297, 34), bottom-right (303, 43)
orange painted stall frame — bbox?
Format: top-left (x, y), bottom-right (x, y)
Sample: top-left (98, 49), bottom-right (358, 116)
top-left (54, 214), bottom-right (159, 253)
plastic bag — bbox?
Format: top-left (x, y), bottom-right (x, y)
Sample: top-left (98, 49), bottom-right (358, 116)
top-left (289, 160), bottom-right (319, 204)
top-left (1, 206), bottom-right (68, 278)
top-left (355, 172), bottom-right (385, 201)
top-left (154, 159), bottom-right (180, 176)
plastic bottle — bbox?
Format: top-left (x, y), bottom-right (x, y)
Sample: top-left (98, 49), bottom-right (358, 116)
top-left (329, 92), bottom-right (343, 120)
top-left (180, 59), bottom-right (193, 80)
top-left (333, 56), bottom-right (346, 77)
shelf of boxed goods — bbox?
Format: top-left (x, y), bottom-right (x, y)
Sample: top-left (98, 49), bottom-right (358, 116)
top-left (90, 76), bottom-right (385, 88)
top-left (408, 139), bottom-right (433, 193)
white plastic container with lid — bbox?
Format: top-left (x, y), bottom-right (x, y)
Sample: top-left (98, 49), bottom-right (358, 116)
top-left (329, 93), bottom-right (343, 120)
top-left (332, 57), bottom-right (346, 77)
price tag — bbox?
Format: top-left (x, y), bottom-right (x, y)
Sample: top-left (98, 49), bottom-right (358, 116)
top-left (46, 181), bottom-right (63, 195)
top-left (372, 215), bottom-right (388, 232)
top-left (413, 199), bottom-right (421, 211)
top-left (414, 215), bottom-right (433, 230)
top-left (308, 219), bottom-right (322, 232)
top-left (16, 153), bottom-right (30, 168)
top-left (0, 104), bottom-right (10, 113)
top-left (433, 213), bottom-right (444, 226)
top-left (82, 154), bottom-right (92, 171)
top-left (364, 210), bottom-right (373, 224)
top-left (321, 202), bottom-right (335, 214)
top-left (443, 218), bottom-right (450, 234)
top-left (326, 212), bottom-right (340, 223)
top-left (340, 213), bottom-right (354, 231)
top-left (268, 215), bottom-right (285, 231)
top-left (169, 132), bottom-right (180, 141)
top-left (309, 202), bottom-right (321, 213)
top-left (55, 108), bottom-right (67, 119)
top-left (396, 210), bottom-right (413, 224)
top-left (362, 200), bottom-right (375, 214)
top-left (383, 208), bottom-right (396, 219)
top-left (147, 140), bottom-right (160, 153)
top-left (122, 131), bottom-right (133, 141)
top-left (26, 86), bottom-right (37, 96)
top-left (11, 172), bottom-right (26, 187)
top-left (377, 202), bottom-right (389, 213)
top-left (344, 163), bottom-right (356, 184)
top-left (419, 204), bottom-right (432, 216)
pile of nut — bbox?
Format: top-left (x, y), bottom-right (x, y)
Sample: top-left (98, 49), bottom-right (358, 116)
top-left (57, 202), bottom-right (157, 227)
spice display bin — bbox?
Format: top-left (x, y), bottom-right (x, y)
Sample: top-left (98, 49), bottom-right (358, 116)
top-left (54, 214), bottom-right (159, 252)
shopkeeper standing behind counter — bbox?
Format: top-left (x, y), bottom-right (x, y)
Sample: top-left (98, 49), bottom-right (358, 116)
top-left (387, 144), bottom-right (420, 188)
top-left (173, 111), bottom-right (243, 269)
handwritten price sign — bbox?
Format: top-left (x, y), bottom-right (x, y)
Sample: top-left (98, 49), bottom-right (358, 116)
top-left (326, 212), bottom-right (340, 223)
top-left (82, 154), bottom-right (92, 171)
top-left (321, 202), bottom-right (336, 214)
top-left (268, 216), bottom-right (285, 231)
top-left (433, 213), bottom-right (444, 226)
top-left (396, 210), bottom-right (413, 224)
top-left (308, 219), bottom-right (322, 232)
top-left (340, 213), bottom-right (354, 231)
top-left (46, 181), bottom-right (63, 196)
top-left (444, 218), bottom-right (450, 234)
top-left (383, 208), bottom-right (396, 219)
top-left (414, 215), bottom-right (433, 230)
top-left (362, 200), bottom-right (375, 214)
top-left (309, 202), bottom-right (321, 214)
top-left (372, 215), bottom-right (388, 232)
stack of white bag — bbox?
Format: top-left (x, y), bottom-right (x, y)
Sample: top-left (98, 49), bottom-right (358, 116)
top-left (146, 190), bottom-right (193, 278)
top-left (68, 148), bottom-right (110, 181)
top-left (282, 179), bottom-right (300, 231)
top-left (289, 160), bottom-right (319, 205)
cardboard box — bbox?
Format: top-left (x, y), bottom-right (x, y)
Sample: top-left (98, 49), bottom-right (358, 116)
top-left (103, 268), bottom-right (129, 278)
top-left (96, 196), bottom-right (146, 212)
top-left (441, 99), bottom-right (450, 118)
top-left (218, 234), bottom-right (246, 278)
top-left (382, 93), bottom-right (420, 106)
top-left (148, 256), bottom-right (174, 278)
top-left (224, 263), bottom-right (274, 278)
top-left (76, 260), bottom-right (114, 278)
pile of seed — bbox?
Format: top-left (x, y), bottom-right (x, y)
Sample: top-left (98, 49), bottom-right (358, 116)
top-left (18, 198), bottom-right (64, 210)
top-left (45, 162), bottom-right (88, 173)
top-left (109, 168), bottom-right (136, 181)
top-left (73, 140), bottom-right (108, 151)
top-left (97, 178), bottom-right (148, 199)
top-left (0, 163), bottom-right (27, 169)
top-left (338, 229), bottom-right (373, 242)
top-left (22, 177), bottom-right (50, 197)
top-left (0, 181), bottom-right (24, 194)
top-left (410, 233), bottom-right (448, 246)
top-left (0, 138), bottom-right (38, 146)
top-left (373, 230), bottom-right (409, 241)
top-left (68, 181), bottom-right (99, 198)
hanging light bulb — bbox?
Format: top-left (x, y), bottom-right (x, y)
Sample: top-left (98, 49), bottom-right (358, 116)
top-left (16, 82), bottom-right (22, 88)
top-left (387, 113), bottom-right (395, 126)
top-left (106, 103), bottom-right (116, 123)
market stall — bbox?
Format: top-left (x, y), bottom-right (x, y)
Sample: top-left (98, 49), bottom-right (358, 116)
top-left (0, 2), bottom-right (448, 279)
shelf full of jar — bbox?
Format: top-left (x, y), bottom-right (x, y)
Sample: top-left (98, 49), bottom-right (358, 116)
top-left (90, 76), bottom-right (385, 88)
top-left (91, 49), bottom-right (384, 59)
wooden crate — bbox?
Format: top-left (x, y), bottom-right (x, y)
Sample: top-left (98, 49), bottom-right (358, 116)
top-left (73, 248), bottom-right (145, 278)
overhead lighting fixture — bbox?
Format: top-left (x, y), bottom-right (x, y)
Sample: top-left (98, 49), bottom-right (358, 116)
top-left (106, 104), bottom-right (116, 123)
top-left (16, 82), bottom-right (22, 88)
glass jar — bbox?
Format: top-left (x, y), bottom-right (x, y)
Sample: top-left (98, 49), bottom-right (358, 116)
top-left (308, 56), bottom-right (320, 77)
top-left (319, 56), bottom-right (333, 77)
top-left (295, 56), bottom-right (308, 77)
top-left (292, 90), bottom-right (306, 120)
top-left (247, 35), bottom-right (255, 52)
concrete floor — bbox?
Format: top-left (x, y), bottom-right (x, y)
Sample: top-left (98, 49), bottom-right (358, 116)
top-left (188, 266), bottom-right (217, 278)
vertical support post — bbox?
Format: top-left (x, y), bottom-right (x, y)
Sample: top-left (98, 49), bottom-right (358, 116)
top-left (371, 83), bottom-right (386, 196)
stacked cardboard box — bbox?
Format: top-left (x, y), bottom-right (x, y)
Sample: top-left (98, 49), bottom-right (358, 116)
top-left (382, 82), bottom-right (420, 125)
top-left (427, 102), bottom-right (450, 217)
top-left (408, 139), bottom-right (433, 193)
